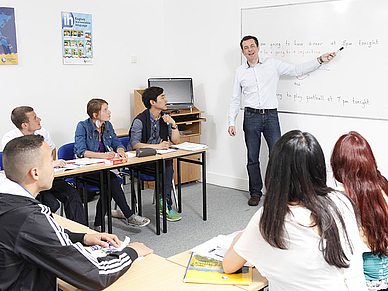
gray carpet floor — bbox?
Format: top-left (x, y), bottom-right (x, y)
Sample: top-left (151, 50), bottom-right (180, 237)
top-left (68, 181), bottom-right (263, 258)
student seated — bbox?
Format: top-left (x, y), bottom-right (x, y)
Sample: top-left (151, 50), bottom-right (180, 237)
top-left (128, 86), bottom-right (181, 221)
top-left (0, 135), bottom-right (153, 291)
top-left (223, 130), bottom-right (366, 291)
top-left (331, 131), bottom-right (388, 291)
top-left (74, 98), bottom-right (150, 230)
top-left (1, 106), bottom-right (86, 225)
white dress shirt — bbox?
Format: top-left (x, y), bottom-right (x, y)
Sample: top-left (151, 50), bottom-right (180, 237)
top-left (1, 127), bottom-right (56, 151)
top-left (228, 57), bottom-right (321, 126)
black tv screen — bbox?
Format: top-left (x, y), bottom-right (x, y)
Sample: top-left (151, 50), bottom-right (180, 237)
top-left (148, 77), bottom-right (194, 109)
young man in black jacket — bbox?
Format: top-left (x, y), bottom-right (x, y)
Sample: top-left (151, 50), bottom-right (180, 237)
top-left (0, 135), bottom-right (153, 291)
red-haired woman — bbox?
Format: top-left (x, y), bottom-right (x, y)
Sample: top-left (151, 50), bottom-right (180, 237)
top-left (331, 131), bottom-right (388, 291)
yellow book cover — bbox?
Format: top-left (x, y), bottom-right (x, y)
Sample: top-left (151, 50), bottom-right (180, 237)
top-left (183, 253), bottom-right (252, 285)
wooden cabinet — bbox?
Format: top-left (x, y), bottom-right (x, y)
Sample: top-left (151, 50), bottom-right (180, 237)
top-left (134, 90), bottom-right (205, 184)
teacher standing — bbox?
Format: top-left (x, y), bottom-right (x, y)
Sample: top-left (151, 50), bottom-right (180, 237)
top-left (228, 35), bottom-right (337, 206)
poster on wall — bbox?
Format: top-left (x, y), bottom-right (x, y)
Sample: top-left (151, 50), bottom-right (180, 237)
top-left (0, 7), bottom-right (18, 65)
top-left (61, 11), bottom-right (93, 65)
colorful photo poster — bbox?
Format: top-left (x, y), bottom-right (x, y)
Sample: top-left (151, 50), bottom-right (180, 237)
top-left (62, 11), bottom-right (93, 65)
top-left (0, 7), bottom-right (18, 65)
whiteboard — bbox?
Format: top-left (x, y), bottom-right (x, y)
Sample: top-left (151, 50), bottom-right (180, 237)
top-left (241, 0), bottom-right (387, 120)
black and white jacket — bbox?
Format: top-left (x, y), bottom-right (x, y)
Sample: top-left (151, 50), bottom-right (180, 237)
top-left (0, 177), bottom-right (138, 291)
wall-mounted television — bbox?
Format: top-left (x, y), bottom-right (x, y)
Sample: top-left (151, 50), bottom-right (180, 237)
top-left (148, 77), bottom-right (194, 109)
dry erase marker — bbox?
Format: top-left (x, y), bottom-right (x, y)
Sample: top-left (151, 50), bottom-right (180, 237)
top-left (335, 47), bottom-right (344, 54)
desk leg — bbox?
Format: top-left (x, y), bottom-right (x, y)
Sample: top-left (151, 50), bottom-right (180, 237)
top-left (162, 159), bottom-right (167, 233)
top-left (130, 169), bottom-right (136, 213)
top-left (202, 152), bottom-right (207, 221)
top-left (177, 158), bottom-right (182, 213)
top-left (100, 171), bottom-right (105, 233)
top-left (155, 161), bottom-right (160, 235)
top-left (137, 170), bottom-right (142, 216)
top-left (77, 178), bottom-right (88, 227)
top-left (106, 170), bottom-right (112, 234)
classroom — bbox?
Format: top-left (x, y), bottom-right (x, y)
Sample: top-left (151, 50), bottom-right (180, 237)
top-left (1, 0), bottom-right (387, 290)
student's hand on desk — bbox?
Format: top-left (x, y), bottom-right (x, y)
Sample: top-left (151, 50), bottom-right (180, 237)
top-left (52, 159), bottom-right (66, 168)
top-left (84, 233), bottom-right (121, 248)
top-left (156, 141), bottom-right (170, 150)
top-left (228, 126), bottom-right (236, 137)
top-left (128, 242), bottom-right (154, 257)
top-left (101, 152), bottom-right (116, 159)
top-left (117, 148), bottom-right (126, 158)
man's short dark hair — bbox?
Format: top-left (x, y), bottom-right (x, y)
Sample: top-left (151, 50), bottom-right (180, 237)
top-left (142, 87), bottom-right (164, 109)
top-left (11, 106), bottom-right (34, 130)
top-left (240, 35), bottom-right (259, 50)
top-left (3, 135), bottom-right (45, 184)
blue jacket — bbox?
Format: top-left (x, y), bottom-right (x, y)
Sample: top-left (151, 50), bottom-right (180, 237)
top-left (74, 118), bottom-right (124, 158)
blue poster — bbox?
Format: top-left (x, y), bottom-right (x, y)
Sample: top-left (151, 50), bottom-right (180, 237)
top-left (0, 7), bottom-right (18, 65)
top-left (62, 11), bottom-right (93, 65)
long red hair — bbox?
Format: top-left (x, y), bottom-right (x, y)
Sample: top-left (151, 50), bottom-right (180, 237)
top-left (331, 131), bottom-right (388, 256)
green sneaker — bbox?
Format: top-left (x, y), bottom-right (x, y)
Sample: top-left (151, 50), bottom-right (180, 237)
top-left (159, 199), bottom-right (166, 215)
top-left (159, 199), bottom-right (181, 221)
top-left (166, 208), bottom-right (181, 221)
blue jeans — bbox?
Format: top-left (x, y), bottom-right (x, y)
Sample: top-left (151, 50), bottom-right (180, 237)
top-left (243, 109), bottom-right (281, 198)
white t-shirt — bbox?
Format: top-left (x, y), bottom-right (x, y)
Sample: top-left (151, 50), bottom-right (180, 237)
top-left (1, 128), bottom-right (56, 151)
top-left (234, 192), bottom-right (367, 291)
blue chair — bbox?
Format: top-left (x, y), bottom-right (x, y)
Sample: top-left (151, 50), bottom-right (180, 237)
top-left (58, 142), bottom-right (125, 226)
top-left (58, 143), bottom-right (98, 225)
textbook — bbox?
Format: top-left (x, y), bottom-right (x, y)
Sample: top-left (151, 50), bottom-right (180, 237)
top-left (183, 253), bottom-right (252, 285)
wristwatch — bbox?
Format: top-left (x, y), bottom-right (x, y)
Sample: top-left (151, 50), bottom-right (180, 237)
top-left (171, 125), bottom-right (178, 130)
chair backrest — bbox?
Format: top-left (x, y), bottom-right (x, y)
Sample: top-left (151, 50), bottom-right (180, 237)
top-left (58, 143), bottom-right (76, 160)
top-left (0, 151), bottom-right (3, 171)
top-left (119, 136), bottom-right (130, 150)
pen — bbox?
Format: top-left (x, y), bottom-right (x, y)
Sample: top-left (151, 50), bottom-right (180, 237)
top-left (335, 47), bottom-right (344, 54)
top-left (163, 112), bottom-right (170, 126)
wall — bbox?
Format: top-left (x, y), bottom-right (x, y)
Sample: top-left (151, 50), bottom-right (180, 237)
top-left (1, 0), bottom-right (386, 191)
top-left (162, 0), bottom-right (388, 190)
top-left (0, 0), bottom-right (165, 147)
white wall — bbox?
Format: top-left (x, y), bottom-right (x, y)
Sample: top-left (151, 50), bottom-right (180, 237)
top-left (0, 0), bottom-right (166, 146)
top-left (161, 0), bottom-right (388, 190)
top-left (1, 0), bottom-right (386, 190)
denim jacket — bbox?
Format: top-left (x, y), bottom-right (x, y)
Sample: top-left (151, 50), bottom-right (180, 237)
top-left (74, 118), bottom-right (124, 158)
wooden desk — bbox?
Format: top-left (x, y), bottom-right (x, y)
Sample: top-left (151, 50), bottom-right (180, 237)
top-left (55, 215), bottom-right (255, 291)
top-left (167, 250), bottom-right (268, 291)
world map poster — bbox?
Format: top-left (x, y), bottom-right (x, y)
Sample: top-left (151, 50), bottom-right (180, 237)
top-left (0, 7), bottom-right (18, 65)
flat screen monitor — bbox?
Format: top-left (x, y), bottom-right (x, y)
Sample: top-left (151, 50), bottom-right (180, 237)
top-left (148, 77), bottom-right (194, 109)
